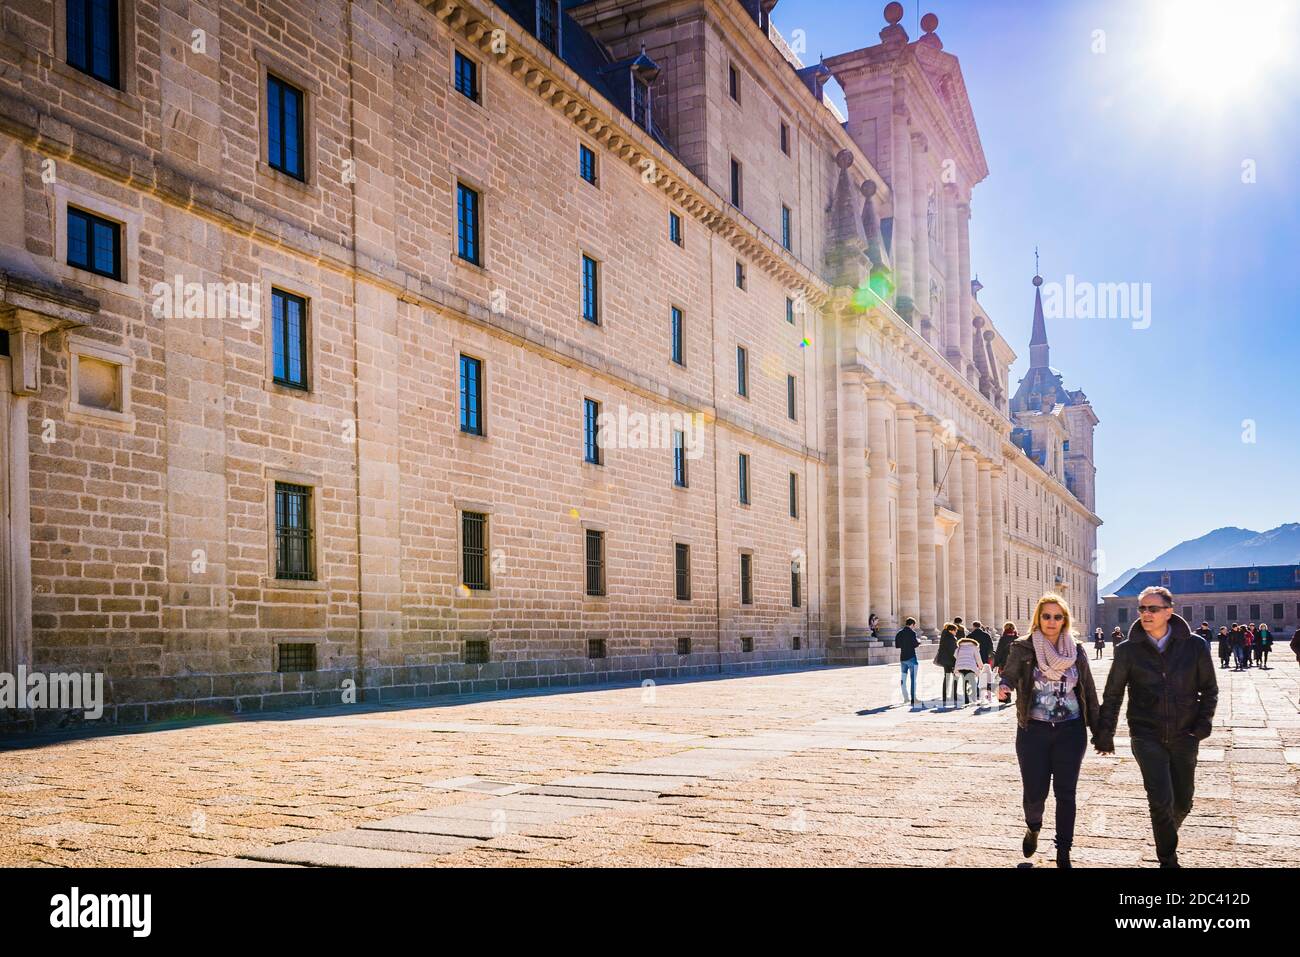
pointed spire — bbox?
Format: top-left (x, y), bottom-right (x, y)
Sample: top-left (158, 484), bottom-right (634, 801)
top-left (1029, 267), bottom-right (1050, 369)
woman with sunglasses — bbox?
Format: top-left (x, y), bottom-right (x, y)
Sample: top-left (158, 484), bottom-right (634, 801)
top-left (996, 592), bottom-right (1100, 868)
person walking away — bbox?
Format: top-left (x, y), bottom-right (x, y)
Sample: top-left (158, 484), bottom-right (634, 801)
top-left (1095, 586), bottom-right (1218, 869)
top-left (954, 628), bottom-right (982, 706)
top-left (997, 592), bottom-right (1099, 869)
top-left (1258, 624), bottom-right (1272, 668)
top-left (1216, 627), bottom-right (1231, 669)
top-left (895, 617), bottom-right (921, 708)
top-left (1243, 625), bottom-right (1255, 668)
top-left (994, 622), bottom-right (1018, 671)
top-left (1252, 624), bottom-right (1265, 668)
top-left (1094, 628), bottom-right (1105, 660)
top-left (1230, 624), bottom-right (1244, 670)
top-left (972, 622), bottom-right (995, 668)
top-left (935, 623), bottom-right (959, 708)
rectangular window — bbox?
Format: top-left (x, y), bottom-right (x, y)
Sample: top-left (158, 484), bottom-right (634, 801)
top-left (738, 452), bottom-right (750, 505)
top-left (780, 121), bottom-right (789, 155)
top-left (741, 636), bottom-right (754, 653)
top-left (585, 529), bottom-right (606, 597)
top-left (1204, 571), bottom-right (1214, 585)
top-left (1248, 569), bottom-right (1259, 584)
top-left (464, 639), bottom-right (490, 664)
top-left (632, 78), bottom-right (649, 131)
top-left (669, 211), bottom-right (683, 246)
top-left (670, 305), bottom-right (683, 365)
top-left (537, 0), bottom-right (560, 54)
top-left (587, 637), bottom-right (606, 659)
top-left (1227, 604), bottom-right (1238, 621)
top-left (729, 64), bottom-right (739, 101)
top-left (786, 374), bottom-right (797, 420)
top-left (456, 182), bottom-right (481, 265)
top-left (673, 430), bottom-right (688, 488)
top-left (730, 157), bottom-right (742, 207)
top-left (581, 254), bottom-right (599, 323)
top-left (1205, 606), bottom-right (1215, 622)
top-left (735, 260), bottom-right (746, 289)
top-left (274, 482), bottom-right (314, 580)
top-left (66, 206), bottom-right (121, 280)
top-left (277, 642), bottom-right (316, 673)
top-left (675, 543), bottom-right (691, 600)
top-left (1273, 603), bottom-right (1284, 621)
top-left (271, 289), bottom-right (308, 390)
top-left (781, 205), bottom-right (792, 250)
top-left (1118, 606), bottom-right (1128, 624)
top-left (786, 297), bottom-right (795, 324)
top-left (579, 143), bottom-right (597, 185)
top-left (67, 0), bottom-right (119, 87)
top-left (736, 345), bottom-right (748, 397)
top-left (583, 398), bottom-right (601, 465)
top-left (458, 354), bottom-right (483, 435)
top-left (1249, 603), bottom-right (1260, 621)
top-left (462, 511), bottom-right (489, 589)
top-left (677, 635), bottom-right (691, 655)
top-left (740, 553), bottom-right (753, 605)
top-left (454, 50), bottom-right (479, 101)
top-left (789, 472), bottom-right (798, 519)
top-left (791, 568), bottom-right (801, 608)
top-left (1182, 606), bottom-right (1192, 621)
top-left (267, 74), bottom-right (305, 180)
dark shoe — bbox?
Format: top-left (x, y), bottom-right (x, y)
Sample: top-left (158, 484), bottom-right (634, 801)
top-left (1023, 827), bottom-right (1040, 858)
top-left (1056, 852), bottom-right (1072, 869)
top-left (1159, 855), bottom-right (1180, 869)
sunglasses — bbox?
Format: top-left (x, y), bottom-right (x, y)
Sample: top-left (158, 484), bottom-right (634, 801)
top-left (1138, 604), bottom-right (1172, 614)
top-left (1040, 613), bottom-right (1065, 621)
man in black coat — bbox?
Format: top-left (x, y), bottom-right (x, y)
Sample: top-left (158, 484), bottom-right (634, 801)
top-left (894, 617), bottom-right (921, 708)
top-left (1095, 586), bottom-right (1218, 869)
top-left (970, 621), bottom-right (994, 665)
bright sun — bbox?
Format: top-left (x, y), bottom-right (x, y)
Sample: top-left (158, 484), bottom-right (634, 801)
top-left (1150, 0), bottom-right (1293, 104)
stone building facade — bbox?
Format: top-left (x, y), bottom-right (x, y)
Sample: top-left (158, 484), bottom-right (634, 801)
top-left (1103, 566), bottom-right (1300, 637)
top-left (0, 0), bottom-right (1099, 728)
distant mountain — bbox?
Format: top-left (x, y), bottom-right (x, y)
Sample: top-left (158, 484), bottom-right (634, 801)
top-left (1101, 524), bottom-right (1300, 595)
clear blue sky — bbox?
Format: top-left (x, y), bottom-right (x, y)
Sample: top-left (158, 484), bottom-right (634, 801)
top-left (775, 0), bottom-right (1300, 585)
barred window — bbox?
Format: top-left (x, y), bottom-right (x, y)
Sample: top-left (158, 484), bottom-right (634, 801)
top-left (736, 345), bottom-right (748, 396)
top-left (787, 374), bottom-right (797, 420)
top-left (277, 642), bottom-right (316, 673)
top-left (675, 543), bottom-right (691, 600)
top-left (738, 453), bottom-right (750, 505)
top-left (585, 529), bottom-right (605, 597)
top-left (789, 472), bottom-right (798, 519)
top-left (274, 483), bottom-right (314, 580)
top-left (537, 0), bottom-right (561, 53)
top-left (669, 211), bottom-right (683, 247)
top-left (670, 306), bottom-right (684, 365)
top-left (632, 78), bottom-right (650, 131)
top-left (781, 205), bottom-right (792, 250)
top-left (791, 567), bottom-right (801, 608)
top-left (740, 552), bottom-right (753, 605)
top-left (462, 511), bottom-right (489, 590)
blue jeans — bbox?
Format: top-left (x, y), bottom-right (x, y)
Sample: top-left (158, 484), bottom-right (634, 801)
top-left (899, 657), bottom-right (918, 702)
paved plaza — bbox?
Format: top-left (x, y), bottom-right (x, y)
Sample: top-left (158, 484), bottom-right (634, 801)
top-left (2, 653), bottom-right (1298, 868)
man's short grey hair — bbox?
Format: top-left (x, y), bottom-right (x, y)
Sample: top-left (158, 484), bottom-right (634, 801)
top-left (1138, 585), bottom-right (1174, 606)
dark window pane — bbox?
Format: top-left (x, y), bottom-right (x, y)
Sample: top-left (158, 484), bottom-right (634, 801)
top-left (66, 207), bottom-right (120, 280)
top-left (738, 453), bottom-right (749, 505)
top-left (787, 374), bottom-right (796, 420)
top-left (675, 543), bottom-right (691, 600)
top-left (740, 553), bottom-right (752, 605)
top-left (789, 472), bottom-right (798, 518)
top-left (267, 75), bottom-right (305, 179)
top-left (632, 79), bottom-right (648, 130)
top-left (736, 346), bottom-right (747, 396)
top-left (670, 306), bottom-right (683, 365)
top-left (582, 255), bottom-right (599, 323)
top-left (538, 0), bottom-right (559, 53)
top-left (67, 0), bottom-right (118, 86)
top-left (457, 183), bottom-right (480, 264)
top-left (579, 144), bottom-right (597, 184)
top-left (454, 51), bottom-right (478, 100)
top-left (673, 430), bottom-right (687, 488)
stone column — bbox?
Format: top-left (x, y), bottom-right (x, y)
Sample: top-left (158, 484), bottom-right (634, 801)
top-left (978, 458), bottom-right (995, 627)
top-left (866, 384), bottom-right (895, 633)
top-left (991, 465), bottom-right (1007, 627)
top-left (911, 133), bottom-right (932, 340)
top-left (943, 439), bottom-right (966, 622)
top-left (942, 184), bottom-right (961, 363)
top-left (961, 446), bottom-right (980, 625)
top-left (890, 106), bottom-right (915, 321)
top-left (957, 198), bottom-right (974, 377)
top-left (914, 414), bottom-right (939, 634)
top-left (840, 370), bottom-right (870, 637)
top-left (895, 405), bottom-right (920, 630)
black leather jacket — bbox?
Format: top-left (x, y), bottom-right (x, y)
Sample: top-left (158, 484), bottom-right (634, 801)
top-left (1095, 615), bottom-right (1218, 750)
